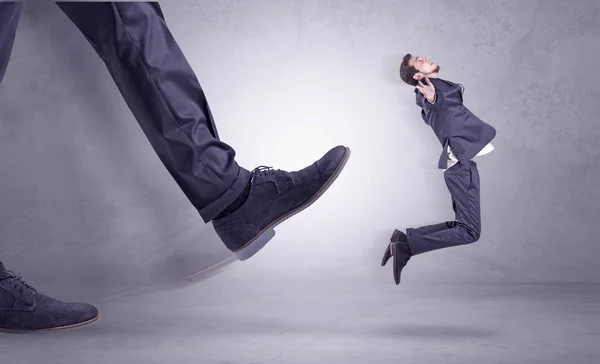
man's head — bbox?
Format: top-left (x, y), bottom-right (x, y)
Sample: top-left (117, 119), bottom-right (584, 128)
top-left (399, 53), bottom-right (440, 86)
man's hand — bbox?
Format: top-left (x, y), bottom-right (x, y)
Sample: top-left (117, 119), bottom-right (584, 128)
top-left (416, 77), bottom-right (436, 104)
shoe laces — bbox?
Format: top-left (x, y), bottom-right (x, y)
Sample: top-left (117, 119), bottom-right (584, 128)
top-left (251, 165), bottom-right (279, 176)
top-left (0, 271), bottom-right (37, 296)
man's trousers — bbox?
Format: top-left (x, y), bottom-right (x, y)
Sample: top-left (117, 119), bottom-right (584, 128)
top-left (406, 160), bottom-right (482, 255)
top-left (0, 1), bottom-right (251, 224)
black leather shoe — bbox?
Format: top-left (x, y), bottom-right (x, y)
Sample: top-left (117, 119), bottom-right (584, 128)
top-left (391, 242), bottom-right (411, 285)
top-left (213, 145), bottom-right (351, 261)
top-left (0, 269), bottom-right (99, 332)
top-left (381, 229), bottom-right (407, 266)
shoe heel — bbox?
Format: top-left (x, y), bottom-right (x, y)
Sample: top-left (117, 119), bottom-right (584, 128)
top-left (391, 229), bottom-right (403, 242)
top-left (234, 228), bottom-right (276, 261)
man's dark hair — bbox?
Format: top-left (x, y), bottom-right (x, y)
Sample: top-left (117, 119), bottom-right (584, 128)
top-left (399, 53), bottom-right (418, 86)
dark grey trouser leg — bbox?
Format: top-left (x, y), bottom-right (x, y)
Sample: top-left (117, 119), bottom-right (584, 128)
top-left (0, 2), bottom-right (23, 269)
top-left (0, 2), bottom-right (22, 85)
top-left (406, 161), bottom-right (482, 255)
top-left (55, 1), bottom-right (251, 222)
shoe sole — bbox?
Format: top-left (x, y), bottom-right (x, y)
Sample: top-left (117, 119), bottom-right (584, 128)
top-left (233, 146), bottom-right (352, 261)
top-left (0, 314), bottom-right (99, 334)
top-left (391, 243), bottom-right (401, 285)
top-left (381, 229), bottom-right (405, 266)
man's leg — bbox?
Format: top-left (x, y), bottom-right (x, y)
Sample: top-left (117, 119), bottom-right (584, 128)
top-left (56, 1), bottom-right (250, 223)
top-left (0, 0), bottom-right (21, 274)
top-left (56, 2), bottom-right (351, 260)
top-left (0, 2), bottom-right (99, 333)
top-left (406, 161), bottom-right (481, 255)
top-left (383, 161), bottom-right (482, 284)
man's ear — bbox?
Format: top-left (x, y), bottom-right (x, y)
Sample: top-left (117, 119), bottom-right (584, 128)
top-left (413, 73), bottom-right (423, 81)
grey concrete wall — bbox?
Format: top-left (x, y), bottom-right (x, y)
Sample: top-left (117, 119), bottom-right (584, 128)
top-left (0, 0), bottom-right (599, 299)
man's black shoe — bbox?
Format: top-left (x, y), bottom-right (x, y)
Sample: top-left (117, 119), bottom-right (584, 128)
top-left (381, 229), bottom-right (412, 284)
top-left (391, 242), bottom-right (411, 285)
top-left (381, 229), bottom-right (407, 266)
top-left (213, 145), bottom-right (351, 261)
top-left (0, 269), bottom-right (99, 333)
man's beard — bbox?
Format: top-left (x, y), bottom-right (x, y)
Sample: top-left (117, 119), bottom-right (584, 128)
top-left (426, 65), bottom-right (440, 74)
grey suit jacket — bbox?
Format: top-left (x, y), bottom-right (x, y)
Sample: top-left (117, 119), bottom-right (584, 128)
top-left (415, 77), bottom-right (496, 169)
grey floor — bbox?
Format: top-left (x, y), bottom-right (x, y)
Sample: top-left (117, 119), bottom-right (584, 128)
top-left (1, 0), bottom-right (600, 363)
top-left (2, 267), bottom-right (600, 363)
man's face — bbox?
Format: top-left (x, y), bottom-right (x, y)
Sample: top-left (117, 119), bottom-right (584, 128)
top-left (409, 56), bottom-right (440, 81)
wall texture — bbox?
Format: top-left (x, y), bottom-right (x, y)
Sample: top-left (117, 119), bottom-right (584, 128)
top-left (0, 0), bottom-right (599, 299)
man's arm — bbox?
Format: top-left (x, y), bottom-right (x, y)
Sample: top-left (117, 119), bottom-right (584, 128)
top-left (416, 77), bottom-right (443, 111)
top-left (421, 90), bottom-right (444, 111)
top-left (427, 93), bottom-right (437, 104)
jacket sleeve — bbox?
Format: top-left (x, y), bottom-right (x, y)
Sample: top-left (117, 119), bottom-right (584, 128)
top-left (421, 90), bottom-right (445, 111)
top-left (420, 109), bottom-right (427, 124)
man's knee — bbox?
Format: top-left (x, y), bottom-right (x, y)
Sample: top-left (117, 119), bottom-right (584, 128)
top-left (467, 230), bottom-right (480, 244)
top-left (459, 225), bottom-right (480, 244)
